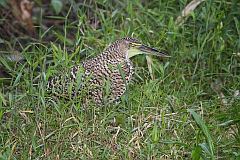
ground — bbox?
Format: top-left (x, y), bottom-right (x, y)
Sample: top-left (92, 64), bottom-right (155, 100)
top-left (0, 0), bottom-right (240, 159)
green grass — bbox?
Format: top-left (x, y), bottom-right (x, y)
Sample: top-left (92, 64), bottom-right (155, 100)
top-left (1, 0), bottom-right (240, 159)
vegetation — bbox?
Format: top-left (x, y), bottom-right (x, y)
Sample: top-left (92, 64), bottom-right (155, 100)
top-left (0, 0), bottom-right (239, 159)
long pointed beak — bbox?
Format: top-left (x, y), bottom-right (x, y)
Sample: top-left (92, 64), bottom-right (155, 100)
top-left (139, 45), bottom-right (170, 57)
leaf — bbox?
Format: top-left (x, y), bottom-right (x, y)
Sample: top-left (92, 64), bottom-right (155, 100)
top-left (0, 0), bottom-right (7, 8)
top-left (9, 0), bottom-right (35, 35)
top-left (0, 91), bottom-right (6, 106)
top-left (199, 143), bottom-right (212, 156)
top-left (13, 72), bottom-right (22, 87)
top-left (146, 55), bottom-right (154, 80)
top-left (0, 56), bottom-right (12, 71)
top-left (0, 38), bottom-right (4, 43)
top-left (53, 31), bottom-right (73, 45)
top-left (191, 146), bottom-right (202, 160)
top-left (176, 0), bottom-right (204, 25)
top-left (51, 0), bottom-right (63, 14)
top-left (188, 109), bottom-right (215, 159)
top-left (51, 42), bottom-right (63, 63)
top-left (151, 122), bottom-right (160, 143)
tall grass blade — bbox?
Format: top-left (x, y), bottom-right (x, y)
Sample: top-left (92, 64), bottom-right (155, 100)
top-left (188, 109), bottom-right (215, 159)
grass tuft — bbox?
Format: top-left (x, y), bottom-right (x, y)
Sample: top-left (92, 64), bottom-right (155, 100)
top-left (0, 0), bottom-right (240, 159)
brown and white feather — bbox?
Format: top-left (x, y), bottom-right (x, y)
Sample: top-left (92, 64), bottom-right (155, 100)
top-left (47, 37), bottom-right (139, 105)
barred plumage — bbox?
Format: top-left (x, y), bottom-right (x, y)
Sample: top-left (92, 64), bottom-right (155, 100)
top-left (47, 37), bottom-right (169, 105)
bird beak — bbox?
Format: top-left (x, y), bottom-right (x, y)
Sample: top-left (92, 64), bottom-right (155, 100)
top-left (138, 45), bottom-right (170, 57)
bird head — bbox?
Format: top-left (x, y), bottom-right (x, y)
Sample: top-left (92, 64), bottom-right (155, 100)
top-left (117, 37), bottom-right (170, 59)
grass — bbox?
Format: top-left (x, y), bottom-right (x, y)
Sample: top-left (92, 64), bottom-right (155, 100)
top-left (0, 0), bottom-right (240, 159)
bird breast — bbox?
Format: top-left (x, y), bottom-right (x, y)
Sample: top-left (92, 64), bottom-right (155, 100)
top-left (82, 57), bottom-right (134, 104)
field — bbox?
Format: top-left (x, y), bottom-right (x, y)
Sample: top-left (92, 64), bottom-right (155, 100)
top-left (0, 0), bottom-right (240, 159)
